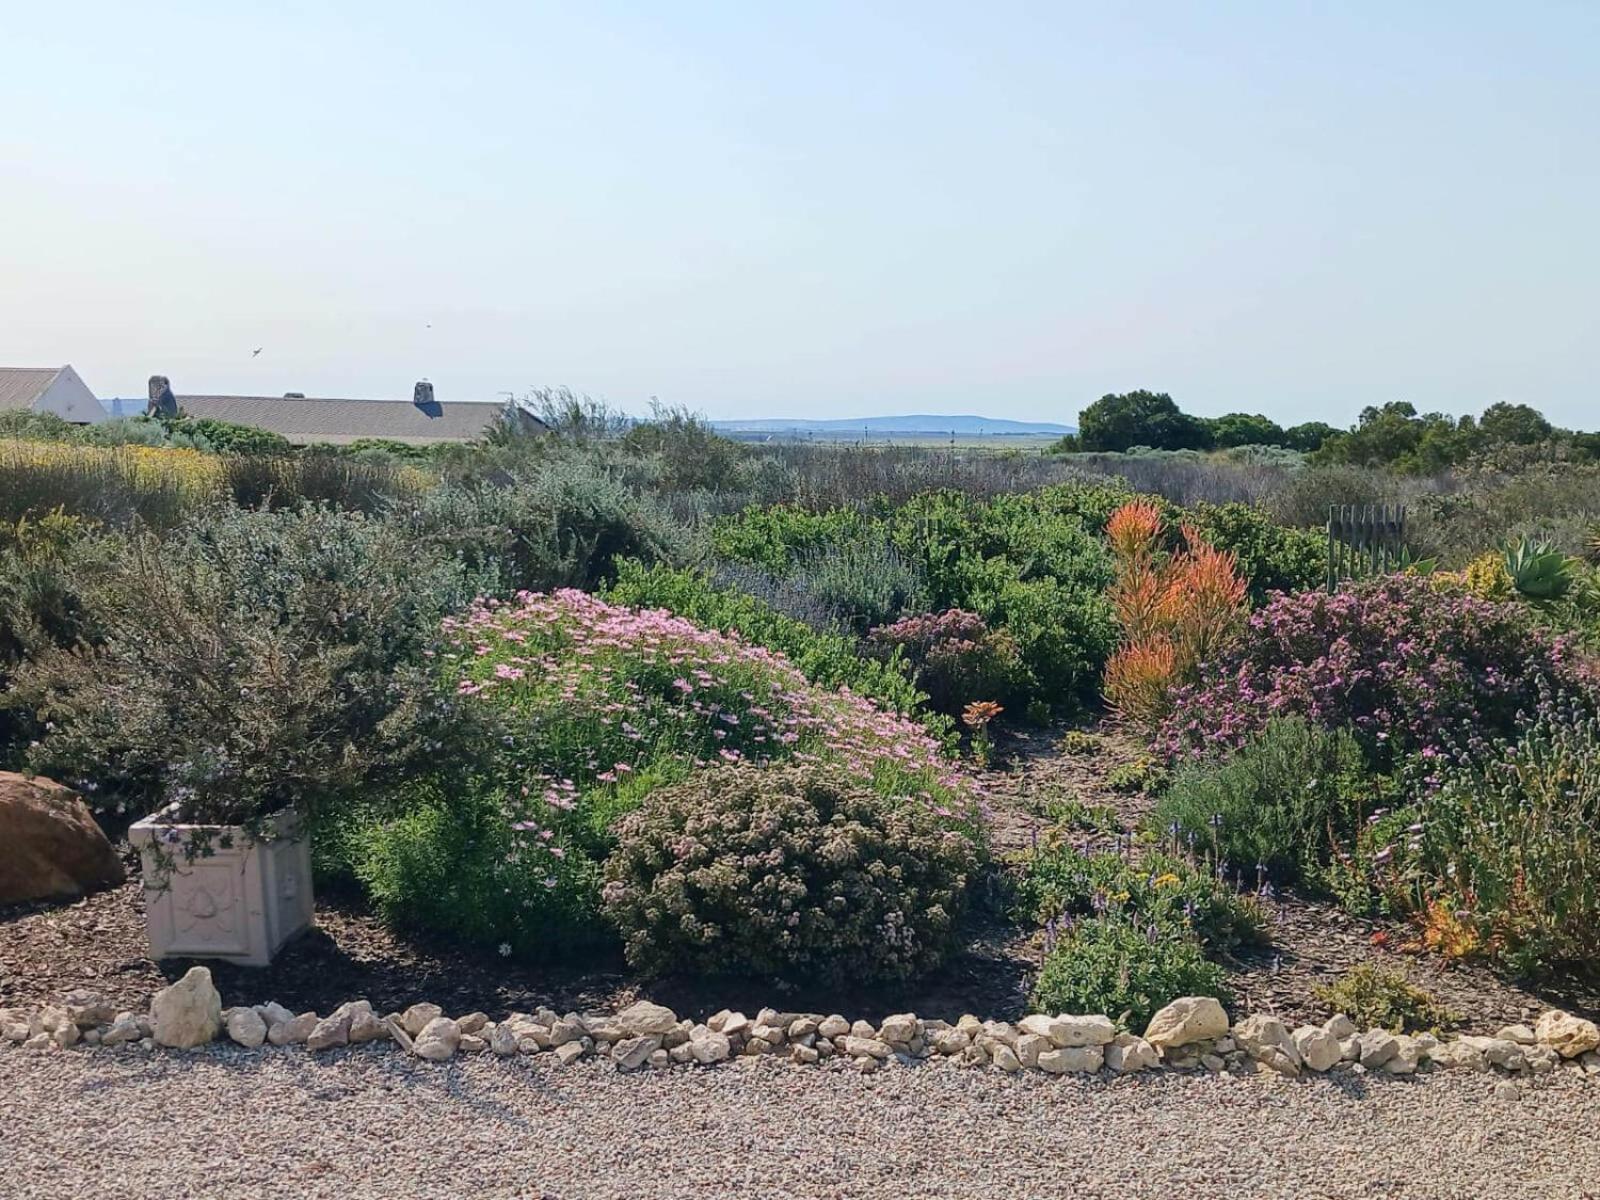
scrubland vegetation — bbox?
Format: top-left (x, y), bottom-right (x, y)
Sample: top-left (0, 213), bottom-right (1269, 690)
top-left (3, 387), bottom-right (1599, 1021)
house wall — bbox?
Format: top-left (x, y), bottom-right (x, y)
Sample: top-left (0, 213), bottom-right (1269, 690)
top-left (35, 366), bottom-right (105, 424)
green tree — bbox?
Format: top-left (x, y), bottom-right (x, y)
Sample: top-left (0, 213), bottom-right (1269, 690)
top-left (1209, 412), bottom-right (1288, 449)
top-left (1476, 402), bottom-right (1552, 447)
top-left (1077, 391), bottom-right (1213, 452)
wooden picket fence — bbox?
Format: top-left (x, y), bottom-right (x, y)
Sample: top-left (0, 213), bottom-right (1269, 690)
top-left (1326, 504), bottom-right (1408, 592)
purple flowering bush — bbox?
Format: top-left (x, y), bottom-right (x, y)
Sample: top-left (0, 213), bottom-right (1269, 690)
top-left (358, 589), bottom-right (984, 960)
top-left (1157, 576), bottom-right (1597, 767)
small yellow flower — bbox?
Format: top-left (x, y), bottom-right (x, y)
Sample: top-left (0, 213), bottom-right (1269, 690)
top-left (1152, 873), bottom-right (1180, 888)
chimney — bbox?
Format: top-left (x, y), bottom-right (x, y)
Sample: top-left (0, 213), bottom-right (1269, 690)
top-left (413, 381), bottom-right (435, 407)
top-left (147, 375), bottom-right (177, 418)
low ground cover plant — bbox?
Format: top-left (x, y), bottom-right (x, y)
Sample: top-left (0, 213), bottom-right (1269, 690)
top-left (1313, 964), bottom-right (1457, 1033)
top-left (603, 763), bottom-right (980, 985)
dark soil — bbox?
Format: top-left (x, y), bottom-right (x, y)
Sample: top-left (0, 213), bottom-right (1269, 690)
top-left (4, 718), bottom-right (1595, 1033)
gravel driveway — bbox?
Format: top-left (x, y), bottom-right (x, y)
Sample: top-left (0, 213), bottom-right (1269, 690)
top-left (5, 1047), bottom-right (1597, 1200)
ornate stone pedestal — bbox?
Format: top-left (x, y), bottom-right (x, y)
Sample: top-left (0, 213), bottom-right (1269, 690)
top-left (128, 809), bottom-right (313, 967)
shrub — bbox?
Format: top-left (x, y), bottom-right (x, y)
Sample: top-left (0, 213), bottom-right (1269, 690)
top-left (1419, 703), bottom-right (1600, 977)
top-left (602, 764), bottom-right (980, 985)
top-left (794, 528), bottom-right (927, 634)
top-left (867, 609), bottom-right (1023, 715)
top-left (0, 438), bottom-right (223, 528)
top-left (15, 505), bottom-right (484, 825)
top-left (1185, 501), bottom-right (1326, 599)
top-left (604, 559), bottom-right (934, 722)
top-left (1158, 575), bottom-right (1597, 768)
top-left (1313, 965), bottom-right (1456, 1033)
top-left (1103, 501), bottom-right (1247, 726)
top-left (410, 462), bottom-right (692, 594)
top-left (1151, 718), bottom-right (1370, 886)
top-left (1030, 913), bottom-right (1229, 1029)
top-left (1015, 844), bottom-right (1264, 956)
top-left (356, 776), bottom-right (608, 959)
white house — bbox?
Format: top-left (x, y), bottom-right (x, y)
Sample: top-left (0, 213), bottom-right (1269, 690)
top-left (0, 366), bottom-right (106, 425)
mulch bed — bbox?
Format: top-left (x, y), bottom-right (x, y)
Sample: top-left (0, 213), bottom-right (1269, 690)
top-left (4, 719), bottom-right (1595, 1034)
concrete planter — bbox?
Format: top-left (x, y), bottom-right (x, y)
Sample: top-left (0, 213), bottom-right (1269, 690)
top-left (128, 807), bottom-right (313, 967)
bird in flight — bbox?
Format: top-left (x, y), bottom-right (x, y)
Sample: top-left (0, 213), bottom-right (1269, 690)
top-left (251, 347), bottom-right (262, 357)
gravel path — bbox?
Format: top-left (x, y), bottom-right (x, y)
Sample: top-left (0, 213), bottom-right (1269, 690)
top-left (6, 1047), bottom-right (1598, 1200)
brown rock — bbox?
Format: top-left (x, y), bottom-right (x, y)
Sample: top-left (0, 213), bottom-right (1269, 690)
top-left (0, 773), bottom-right (124, 904)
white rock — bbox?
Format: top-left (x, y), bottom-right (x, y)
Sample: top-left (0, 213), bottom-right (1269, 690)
top-left (61, 990), bottom-right (114, 1029)
top-left (1015, 1033), bottom-right (1049, 1069)
top-left (255, 1001), bottom-right (296, 1030)
top-left (1383, 1036), bottom-right (1421, 1075)
top-left (1358, 1029), bottom-right (1400, 1069)
top-left (400, 1003), bottom-right (443, 1038)
top-left (349, 1011), bottom-right (387, 1044)
top-left (1144, 997), bottom-right (1229, 1050)
top-left (490, 1024), bottom-right (519, 1056)
top-left (689, 1030), bottom-right (732, 1065)
top-left (555, 1040), bottom-right (587, 1065)
top-left (459, 1034), bottom-right (487, 1054)
top-left (150, 967), bottom-right (222, 1049)
top-left (1459, 1036), bottom-right (1525, 1071)
top-left (307, 1013), bottom-right (352, 1051)
top-left (1234, 1014), bottom-right (1301, 1077)
top-left (708, 1010), bottom-right (749, 1037)
top-left (268, 1012), bottom-right (318, 1047)
top-left (611, 1035), bottom-right (661, 1071)
top-left (413, 1017), bottom-right (461, 1061)
top-left (1496, 1024), bottom-right (1536, 1045)
top-left (1105, 1033), bottom-right (1159, 1073)
top-left (1037, 1045), bottom-right (1104, 1074)
top-left (818, 1015), bottom-right (850, 1040)
top-left (225, 1007), bottom-right (268, 1049)
top-left (842, 1036), bottom-right (891, 1061)
top-left (1047, 1014), bottom-right (1116, 1048)
top-left (879, 1013), bottom-right (920, 1044)
top-left (1323, 1014), bottom-right (1356, 1041)
top-left (933, 1029), bottom-right (971, 1055)
top-left (101, 1014), bottom-right (143, 1047)
top-left (1292, 1026), bottom-right (1341, 1073)
top-left (549, 1017), bottom-right (586, 1047)
top-left (1534, 1010), bottom-right (1600, 1059)
top-left (991, 1044), bottom-right (1021, 1073)
top-left (1427, 1039), bottom-right (1488, 1072)
top-left (617, 1001), bottom-right (677, 1037)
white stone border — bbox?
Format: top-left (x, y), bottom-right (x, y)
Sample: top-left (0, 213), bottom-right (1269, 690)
top-left (5, 969), bottom-right (1597, 1100)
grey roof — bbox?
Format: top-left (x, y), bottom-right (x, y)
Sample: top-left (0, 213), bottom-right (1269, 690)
top-left (174, 393), bottom-right (547, 445)
top-left (0, 367), bottom-right (65, 412)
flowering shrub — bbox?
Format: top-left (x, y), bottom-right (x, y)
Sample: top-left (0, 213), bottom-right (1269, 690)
top-left (1157, 575), bottom-right (1597, 767)
top-left (1103, 501), bottom-right (1247, 726)
top-left (603, 764), bottom-right (980, 985)
top-left (867, 609), bottom-right (1023, 715)
top-left (441, 589), bottom-right (980, 831)
top-left (349, 591), bottom-right (987, 958)
top-left (1419, 701), bottom-right (1600, 977)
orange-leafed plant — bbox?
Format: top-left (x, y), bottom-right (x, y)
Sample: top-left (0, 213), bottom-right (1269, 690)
top-left (1103, 502), bottom-right (1247, 726)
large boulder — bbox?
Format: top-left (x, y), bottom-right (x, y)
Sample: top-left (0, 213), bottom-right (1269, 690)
top-left (0, 773), bottom-right (124, 905)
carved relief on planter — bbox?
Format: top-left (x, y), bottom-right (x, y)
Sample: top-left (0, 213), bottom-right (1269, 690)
top-left (128, 809), bottom-right (313, 968)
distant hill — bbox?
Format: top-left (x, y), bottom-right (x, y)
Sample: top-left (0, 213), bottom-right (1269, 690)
top-left (712, 415), bottom-right (1074, 437)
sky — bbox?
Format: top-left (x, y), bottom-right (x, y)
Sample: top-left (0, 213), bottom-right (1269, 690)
top-left (2, 2), bottom-right (1596, 428)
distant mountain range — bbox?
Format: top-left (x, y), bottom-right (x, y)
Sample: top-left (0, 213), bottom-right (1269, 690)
top-left (711, 415), bottom-right (1074, 437)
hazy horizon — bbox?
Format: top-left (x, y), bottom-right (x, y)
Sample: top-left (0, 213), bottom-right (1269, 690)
top-left (5, 3), bottom-right (1596, 428)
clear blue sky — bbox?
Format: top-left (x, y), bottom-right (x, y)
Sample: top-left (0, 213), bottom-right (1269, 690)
top-left (3, 2), bottom-right (1596, 427)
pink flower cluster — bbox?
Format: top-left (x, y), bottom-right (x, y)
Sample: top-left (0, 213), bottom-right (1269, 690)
top-left (440, 590), bottom-right (986, 843)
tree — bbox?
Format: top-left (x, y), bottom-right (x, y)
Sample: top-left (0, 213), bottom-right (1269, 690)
top-left (1283, 421), bottom-right (1337, 452)
top-left (1077, 391), bottom-right (1213, 452)
top-left (1476, 402), bottom-right (1552, 447)
top-left (1209, 412), bottom-right (1288, 449)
